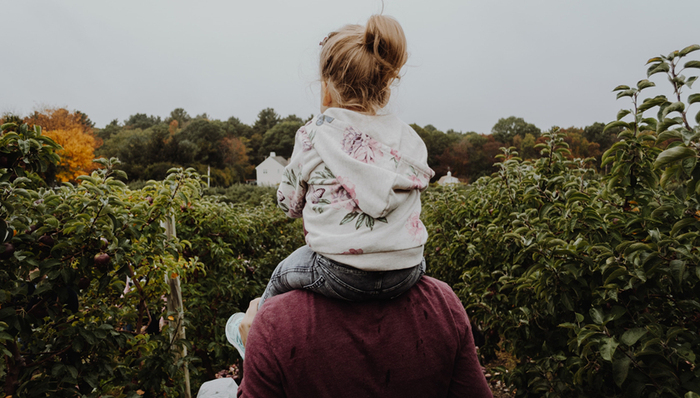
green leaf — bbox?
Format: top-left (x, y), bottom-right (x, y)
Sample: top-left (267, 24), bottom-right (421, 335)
top-left (638, 96), bottom-right (668, 113)
top-left (647, 62), bottom-right (670, 77)
top-left (612, 85), bottom-right (630, 91)
top-left (657, 117), bottom-right (682, 133)
top-left (577, 329), bottom-right (599, 347)
top-left (636, 79), bottom-right (655, 90)
top-left (18, 139), bottom-right (30, 155)
top-left (684, 60), bottom-right (700, 69)
top-left (679, 44), bottom-right (700, 57)
top-left (604, 120), bottom-right (631, 133)
top-left (616, 89), bottom-right (636, 99)
top-left (687, 392), bottom-right (700, 398)
top-left (604, 267), bottom-right (628, 285)
top-left (688, 76), bottom-right (698, 88)
top-left (613, 356), bottom-right (632, 387)
top-left (590, 308), bottom-right (604, 324)
top-left (646, 57), bottom-right (662, 64)
top-left (656, 130), bottom-right (682, 143)
top-left (688, 93), bottom-right (700, 105)
top-left (671, 218), bottom-right (696, 236)
top-left (670, 259), bottom-right (686, 285)
top-left (600, 337), bottom-right (619, 362)
top-left (653, 146), bottom-right (696, 170)
top-left (617, 109), bottom-right (631, 121)
top-left (662, 101), bottom-right (685, 118)
top-left (575, 313), bottom-right (584, 323)
top-left (621, 328), bottom-right (647, 345)
top-left (561, 293), bottom-right (574, 311)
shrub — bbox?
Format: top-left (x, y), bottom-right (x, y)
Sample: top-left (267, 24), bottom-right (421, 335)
top-left (423, 45), bottom-right (700, 397)
top-left (0, 123), bottom-right (303, 396)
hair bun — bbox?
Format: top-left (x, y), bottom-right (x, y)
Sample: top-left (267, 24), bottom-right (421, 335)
top-left (319, 15), bottom-right (408, 113)
top-left (364, 15), bottom-right (407, 75)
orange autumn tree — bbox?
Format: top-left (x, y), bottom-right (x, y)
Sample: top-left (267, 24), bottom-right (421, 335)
top-left (25, 108), bottom-right (98, 182)
top-left (222, 136), bottom-right (252, 181)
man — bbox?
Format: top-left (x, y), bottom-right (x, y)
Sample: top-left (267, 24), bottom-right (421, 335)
top-left (237, 276), bottom-right (493, 398)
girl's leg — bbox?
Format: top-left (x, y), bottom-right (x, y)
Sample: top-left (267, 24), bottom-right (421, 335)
top-left (259, 245), bottom-right (319, 307)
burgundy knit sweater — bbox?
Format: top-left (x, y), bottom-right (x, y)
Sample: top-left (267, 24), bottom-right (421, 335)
top-left (238, 276), bottom-right (493, 398)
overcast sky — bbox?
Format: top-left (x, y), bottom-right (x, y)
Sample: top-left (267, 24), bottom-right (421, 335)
top-left (2, 0), bottom-right (699, 134)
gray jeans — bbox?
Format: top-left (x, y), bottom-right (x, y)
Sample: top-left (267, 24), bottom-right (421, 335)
top-left (259, 245), bottom-right (426, 307)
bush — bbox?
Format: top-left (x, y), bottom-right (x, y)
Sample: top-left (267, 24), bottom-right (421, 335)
top-left (203, 184), bottom-right (277, 206)
top-left (423, 45), bottom-right (700, 397)
top-left (0, 121), bottom-right (303, 396)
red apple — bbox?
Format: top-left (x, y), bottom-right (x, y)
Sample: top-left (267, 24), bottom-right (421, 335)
top-left (94, 253), bottom-right (111, 270)
top-left (39, 234), bottom-right (55, 246)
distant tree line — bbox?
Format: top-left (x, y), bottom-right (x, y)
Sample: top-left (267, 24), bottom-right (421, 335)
top-left (92, 107), bottom-right (310, 185)
top-left (2, 109), bottom-right (621, 186)
top-left (414, 116), bottom-right (620, 182)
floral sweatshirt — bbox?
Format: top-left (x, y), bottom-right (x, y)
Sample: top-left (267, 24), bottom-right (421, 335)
top-left (277, 108), bottom-right (434, 271)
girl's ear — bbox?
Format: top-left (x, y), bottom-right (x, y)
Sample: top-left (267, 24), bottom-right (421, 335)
top-left (321, 81), bottom-right (333, 107)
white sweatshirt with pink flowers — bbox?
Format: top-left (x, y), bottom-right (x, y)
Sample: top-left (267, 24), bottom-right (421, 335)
top-left (276, 108), bottom-right (434, 271)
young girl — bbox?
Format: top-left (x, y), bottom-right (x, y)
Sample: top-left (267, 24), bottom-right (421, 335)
top-left (227, 14), bottom-right (433, 358)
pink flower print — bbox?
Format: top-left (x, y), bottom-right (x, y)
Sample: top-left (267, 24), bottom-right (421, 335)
top-left (331, 176), bottom-right (359, 212)
top-left (277, 190), bottom-right (285, 203)
top-left (390, 148), bottom-right (401, 165)
top-left (341, 127), bottom-right (383, 164)
top-left (341, 248), bottom-right (364, 255)
top-left (308, 187), bottom-right (326, 204)
top-left (409, 175), bottom-right (426, 190)
top-left (405, 211), bottom-right (425, 242)
top-left (288, 190), bottom-right (305, 218)
top-left (298, 126), bottom-right (313, 151)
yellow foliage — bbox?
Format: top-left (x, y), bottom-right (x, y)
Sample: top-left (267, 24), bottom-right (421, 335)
top-left (43, 127), bottom-right (97, 182)
top-left (25, 107), bottom-right (93, 136)
top-left (25, 107), bottom-right (98, 182)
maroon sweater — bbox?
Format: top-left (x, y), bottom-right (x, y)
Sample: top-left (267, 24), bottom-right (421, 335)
top-left (237, 276), bottom-right (492, 398)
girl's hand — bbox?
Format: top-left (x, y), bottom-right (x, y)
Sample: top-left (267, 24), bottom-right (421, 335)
top-left (239, 297), bottom-right (261, 346)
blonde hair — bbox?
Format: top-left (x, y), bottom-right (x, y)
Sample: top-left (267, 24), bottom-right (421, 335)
top-left (320, 15), bottom-right (408, 114)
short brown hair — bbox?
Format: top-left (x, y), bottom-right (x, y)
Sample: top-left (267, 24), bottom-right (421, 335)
top-left (320, 15), bottom-right (408, 114)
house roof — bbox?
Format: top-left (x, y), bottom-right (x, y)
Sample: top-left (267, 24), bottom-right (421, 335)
top-left (256, 152), bottom-right (288, 169)
top-left (271, 156), bottom-right (288, 167)
top-left (437, 171), bottom-right (460, 185)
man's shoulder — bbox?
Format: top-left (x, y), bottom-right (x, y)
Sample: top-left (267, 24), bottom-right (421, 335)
top-left (418, 275), bottom-right (453, 292)
top-left (260, 275), bottom-right (460, 315)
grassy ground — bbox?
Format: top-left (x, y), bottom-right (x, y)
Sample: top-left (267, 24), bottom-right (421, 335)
top-left (483, 350), bottom-right (517, 397)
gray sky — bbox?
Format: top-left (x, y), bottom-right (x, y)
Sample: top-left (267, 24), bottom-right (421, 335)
top-left (2, 0), bottom-right (699, 134)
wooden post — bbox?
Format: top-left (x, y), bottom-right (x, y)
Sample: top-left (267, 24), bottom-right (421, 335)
top-left (162, 215), bottom-right (191, 398)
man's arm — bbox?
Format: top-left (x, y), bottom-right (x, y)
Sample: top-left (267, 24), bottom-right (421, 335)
top-left (447, 307), bottom-right (493, 398)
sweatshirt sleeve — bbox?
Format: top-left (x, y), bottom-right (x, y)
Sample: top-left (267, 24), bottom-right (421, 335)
top-left (277, 124), bottom-right (317, 218)
top-left (446, 291), bottom-right (493, 398)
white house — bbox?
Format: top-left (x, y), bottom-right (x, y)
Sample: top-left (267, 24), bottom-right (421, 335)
top-left (437, 171), bottom-right (460, 186)
top-left (255, 152), bottom-right (288, 186)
